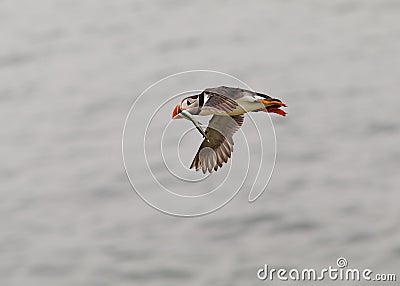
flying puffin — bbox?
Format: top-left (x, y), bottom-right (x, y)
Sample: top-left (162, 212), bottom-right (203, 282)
top-left (172, 86), bottom-right (286, 173)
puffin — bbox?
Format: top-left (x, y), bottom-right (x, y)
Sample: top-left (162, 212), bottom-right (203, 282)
top-left (172, 86), bottom-right (286, 173)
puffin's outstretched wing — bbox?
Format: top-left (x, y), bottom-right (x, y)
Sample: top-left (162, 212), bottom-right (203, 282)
top-left (201, 91), bottom-right (239, 114)
top-left (190, 114), bottom-right (244, 173)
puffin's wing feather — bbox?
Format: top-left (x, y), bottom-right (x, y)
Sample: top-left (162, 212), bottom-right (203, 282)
top-left (190, 115), bottom-right (244, 173)
top-left (204, 86), bottom-right (256, 101)
top-left (201, 92), bottom-right (238, 114)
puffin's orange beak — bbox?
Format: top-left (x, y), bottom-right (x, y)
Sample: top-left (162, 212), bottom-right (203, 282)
top-left (172, 104), bottom-right (182, 119)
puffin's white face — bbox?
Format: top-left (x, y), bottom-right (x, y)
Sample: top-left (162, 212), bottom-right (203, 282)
top-left (172, 95), bottom-right (200, 119)
top-left (180, 96), bottom-right (199, 111)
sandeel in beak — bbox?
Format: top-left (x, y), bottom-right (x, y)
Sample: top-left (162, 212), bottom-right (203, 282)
top-left (180, 109), bottom-right (207, 138)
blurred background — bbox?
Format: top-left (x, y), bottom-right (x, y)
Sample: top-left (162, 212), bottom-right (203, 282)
top-left (1, 0), bottom-right (399, 285)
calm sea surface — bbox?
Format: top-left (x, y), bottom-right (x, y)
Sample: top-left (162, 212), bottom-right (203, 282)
top-left (1, 0), bottom-right (399, 285)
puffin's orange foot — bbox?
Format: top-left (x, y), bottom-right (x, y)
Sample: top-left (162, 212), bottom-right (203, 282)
top-left (262, 108), bottom-right (287, 116)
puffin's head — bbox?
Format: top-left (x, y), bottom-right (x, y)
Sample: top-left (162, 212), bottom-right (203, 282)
top-left (172, 95), bottom-right (199, 119)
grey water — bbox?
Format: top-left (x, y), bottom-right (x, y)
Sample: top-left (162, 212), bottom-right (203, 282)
top-left (1, 0), bottom-right (399, 285)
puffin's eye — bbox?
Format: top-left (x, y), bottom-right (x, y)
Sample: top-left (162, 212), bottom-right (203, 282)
top-left (187, 99), bottom-right (191, 105)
